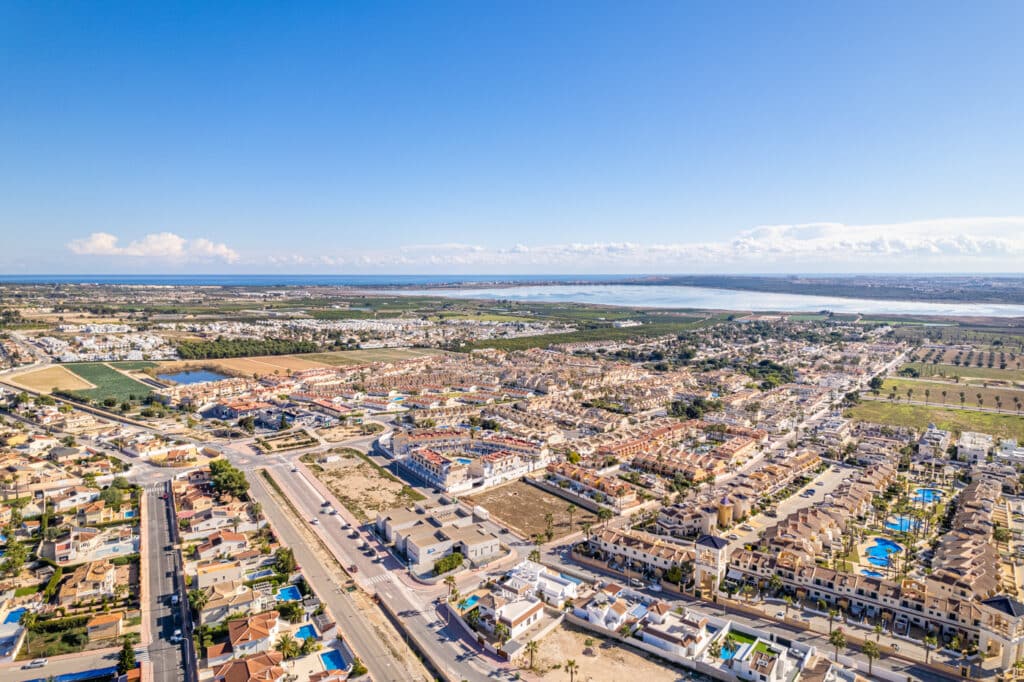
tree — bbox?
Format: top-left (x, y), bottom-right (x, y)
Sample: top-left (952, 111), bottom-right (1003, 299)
top-left (117, 636), bottom-right (136, 674)
top-left (597, 508), bottom-right (613, 528)
top-left (525, 639), bottom-right (539, 670)
top-left (1, 540), bottom-right (27, 577)
top-left (444, 575), bottom-right (456, 598)
top-left (783, 595), bottom-right (794, 617)
top-left (529, 549), bottom-right (541, 563)
top-left (275, 633), bottom-right (301, 660)
top-left (565, 658), bottom-right (579, 682)
top-left (544, 512), bottom-right (555, 540)
top-left (873, 624), bottom-right (883, 642)
top-left (768, 573), bottom-right (783, 595)
top-left (188, 588), bottom-right (209, 615)
top-left (567, 503), bottom-right (577, 533)
top-left (924, 634), bottom-right (937, 664)
top-left (494, 622), bottom-right (510, 649)
top-left (21, 611), bottom-right (37, 654)
top-left (829, 629), bottom-right (846, 662)
top-left (274, 547), bottom-right (297, 574)
top-left (862, 639), bottom-right (879, 675)
top-left (828, 608), bottom-right (840, 634)
top-left (209, 458), bottom-right (249, 500)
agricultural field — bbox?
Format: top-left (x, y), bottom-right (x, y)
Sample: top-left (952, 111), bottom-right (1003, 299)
top-left (909, 345), bottom-right (1023, 370)
top-left (900, 362), bottom-right (1024, 385)
top-left (62, 362), bottom-right (154, 403)
top-left (464, 481), bottom-right (598, 541)
top-left (107, 360), bottom-right (158, 370)
top-left (156, 348), bottom-right (445, 376)
top-left (846, 401), bottom-right (1024, 441)
top-left (10, 365), bottom-right (94, 393)
top-left (880, 378), bottom-right (1024, 414)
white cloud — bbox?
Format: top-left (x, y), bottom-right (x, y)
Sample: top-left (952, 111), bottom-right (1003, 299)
top-left (284, 216), bottom-right (1024, 272)
top-left (68, 232), bottom-right (239, 263)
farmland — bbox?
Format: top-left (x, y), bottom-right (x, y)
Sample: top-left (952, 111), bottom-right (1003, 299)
top-left (62, 363), bottom-right (154, 403)
top-left (880, 378), bottom-right (1024, 414)
top-left (846, 401), bottom-right (1024, 441)
top-left (10, 365), bottom-right (95, 393)
top-left (900, 362), bottom-right (1024, 385)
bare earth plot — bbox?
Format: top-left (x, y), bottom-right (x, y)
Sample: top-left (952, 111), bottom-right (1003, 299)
top-left (464, 481), bottom-right (598, 540)
top-left (533, 622), bottom-right (687, 682)
top-left (9, 365), bottom-right (95, 392)
top-left (302, 348), bottom-right (445, 366)
top-left (303, 449), bottom-right (424, 523)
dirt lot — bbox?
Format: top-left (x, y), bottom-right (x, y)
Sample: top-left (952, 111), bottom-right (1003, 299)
top-left (158, 354), bottom-right (329, 376)
top-left (10, 365), bottom-right (95, 392)
top-left (532, 622), bottom-right (687, 682)
top-left (317, 423), bottom-right (383, 442)
top-left (465, 481), bottom-right (598, 541)
top-left (303, 449), bottom-right (424, 522)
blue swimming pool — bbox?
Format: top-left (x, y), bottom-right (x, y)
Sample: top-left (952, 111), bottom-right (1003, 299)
top-left (4, 607), bottom-right (26, 624)
top-left (861, 569), bottom-right (884, 578)
top-left (721, 645), bottom-right (738, 661)
top-left (914, 488), bottom-right (943, 503)
top-left (456, 457), bottom-right (473, 465)
top-left (247, 569), bottom-right (275, 581)
top-left (866, 538), bottom-right (903, 567)
top-left (124, 510), bottom-right (136, 518)
top-left (885, 515), bottom-right (920, 533)
top-left (459, 594), bottom-right (480, 610)
top-left (320, 649), bottom-right (350, 671)
top-left (295, 624), bottom-right (317, 640)
top-left (276, 585), bottom-right (302, 602)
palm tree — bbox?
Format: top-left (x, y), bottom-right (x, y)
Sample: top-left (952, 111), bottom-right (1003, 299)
top-left (597, 507), bottom-right (613, 528)
top-left (565, 658), bottom-right (579, 682)
top-left (924, 389), bottom-right (930, 405)
top-left (828, 608), bottom-right (840, 634)
top-left (494, 622), bottom-right (510, 650)
top-left (566, 503), bottom-right (577, 533)
top-left (862, 639), bottom-right (879, 675)
top-left (21, 611), bottom-right (37, 654)
top-left (768, 573), bottom-right (783, 595)
top-left (923, 634), bottom-right (937, 664)
top-left (525, 639), bottom-right (539, 670)
top-left (275, 633), bottom-right (301, 660)
top-left (581, 522), bottom-right (592, 542)
top-left (188, 588), bottom-right (209, 615)
top-left (941, 390), bottom-right (947, 405)
top-left (783, 595), bottom-right (794, 618)
top-left (529, 549), bottom-right (541, 562)
top-left (873, 623), bottom-right (883, 642)
top-left (829, 628), bottom-right (846, 662)
top-left (959, 391), bottom-right (966, 408)
top-left (444, 575), bottom-right (456, 599)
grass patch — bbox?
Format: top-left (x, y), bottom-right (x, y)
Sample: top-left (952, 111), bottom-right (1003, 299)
top-left (107, 361), bottom-right (158, 370)
top-left (63, 362), bottom-right (153, 403)
top-left (461, 317), bottom-right (721, 352)
top-left (301, 348), bottom-right (444, 366)
top-left (846, 401), bottom-right (1024, 441)
top-left (900, 362), bottom-right (1024, 383)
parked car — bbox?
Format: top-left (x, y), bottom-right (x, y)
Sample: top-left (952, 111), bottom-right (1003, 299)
top-left (311, 519), bottom-right (320, 525)
top-left (291, 467), bottom-right (299, 473)
top-left (321, 500), bottom-right (331, 507)
top-left (629, 578), bottom-right (644, 588)
top-left (22, 659), bottom-right (48, 669)
top-left (349, 565), bottom-right (358, 573)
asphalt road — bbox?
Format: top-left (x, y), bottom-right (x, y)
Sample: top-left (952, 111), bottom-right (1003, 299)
top-left (246, 471), bottom-right (415, 682)
top-left (252, 459), bottom-right (514, 682)
top-left (143, 485), bottom-right (190, 682)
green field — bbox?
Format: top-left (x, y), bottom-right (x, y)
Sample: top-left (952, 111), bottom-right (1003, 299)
top-left (108, 360), bottom-right (158, 370)
top-left (63, 363), bottom-right (154, 403)
top-left (881, 378), bottom-right (1024, 412)
top-left (462, 316), bottom-right (721, 352)
top-left (846, 401), bottom-right (1024, 441)
top-left (900, 362), bottom-right (1024, 384)
top-left (301, 348), bottom-right (445, 365)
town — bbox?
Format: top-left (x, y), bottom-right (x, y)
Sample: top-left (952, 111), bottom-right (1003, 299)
top-left (0, 284), bottom-right (1022, 682)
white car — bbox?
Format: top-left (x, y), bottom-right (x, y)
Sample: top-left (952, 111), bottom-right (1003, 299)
top-left (23, 659), bottom-right (48, 669)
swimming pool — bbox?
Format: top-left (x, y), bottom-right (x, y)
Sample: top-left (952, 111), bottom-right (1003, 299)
top-left (320, 649), bottom-right (350, 671)
top-left (124, 510), bottom-right (136, 518)
top-left (914, 488), bottom-right (943, 503)
top-left (276, 585), bottom-right (302, 602)
top-left (4, 608), bottom-right (26, 624)
top-left (884, 515), bottom-right (920, 533)
top-left (456, 457), bottom-right (473, 465)
top-left (866, 538), bottom-right (903, 567)
top-left (459, 594), bottom-right (480, 610)
top-left (295, 624), bottom-right (317, 640)
top-left (247, 569), bottom-right (275, 581)
top-left (861, 569), bottom-right (884, 578)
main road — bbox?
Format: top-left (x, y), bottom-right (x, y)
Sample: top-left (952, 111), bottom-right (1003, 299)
top-left (246, 456), bottom-right (520, 682)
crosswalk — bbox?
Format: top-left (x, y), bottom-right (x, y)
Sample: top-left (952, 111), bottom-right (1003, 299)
top-left (363, 573), bottom-right (392, 586)
top-left (135, 646), bottom-right (151, 662)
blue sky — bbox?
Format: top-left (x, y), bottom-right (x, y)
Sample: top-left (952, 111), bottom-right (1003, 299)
top-left (2, 1), bottom-right (1023, 274)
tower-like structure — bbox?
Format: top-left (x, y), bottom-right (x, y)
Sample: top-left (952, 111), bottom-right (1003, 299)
top-left (694, 535), bottom-right (730, 595)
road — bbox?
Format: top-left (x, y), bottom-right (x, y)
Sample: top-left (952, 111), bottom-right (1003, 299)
top-left (246, 472), bottom-right (419, 682)
top-left (249, 458), bottom-right (518, 682)
top-left (143, 484), bottom-right (192, 682)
